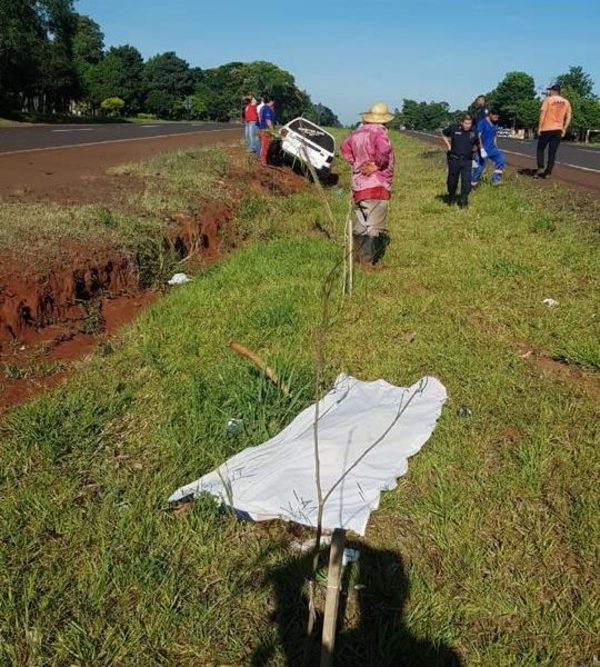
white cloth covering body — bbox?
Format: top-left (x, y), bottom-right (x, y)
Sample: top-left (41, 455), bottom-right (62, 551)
top-left (169, 374), bottom-right (447, 536)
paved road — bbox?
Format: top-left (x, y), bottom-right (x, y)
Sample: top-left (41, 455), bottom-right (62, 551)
top-left (408, 131), bottom-right (600, 174)
top-left (0, 122), bottom-right (239, 155)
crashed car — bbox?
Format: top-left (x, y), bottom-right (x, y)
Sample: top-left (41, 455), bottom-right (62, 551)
top-left (279, 117), bottom-right (336, 174)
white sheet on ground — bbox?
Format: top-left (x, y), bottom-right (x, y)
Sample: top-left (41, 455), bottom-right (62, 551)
top-left (169, 374), bottom-right (447, 536)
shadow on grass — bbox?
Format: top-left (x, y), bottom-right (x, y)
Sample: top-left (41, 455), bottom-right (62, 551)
top-left (517, 168), bottom-right (542, 178)
top-left (251, 543), bottom-right (462, 667)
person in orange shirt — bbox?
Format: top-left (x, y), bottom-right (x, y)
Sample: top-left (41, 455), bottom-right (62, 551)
top-left (535, 84), bottom-right (572, 179)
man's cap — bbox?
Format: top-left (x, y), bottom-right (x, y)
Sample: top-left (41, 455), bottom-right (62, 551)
top-left (547, 84), bottom-right (561, 92)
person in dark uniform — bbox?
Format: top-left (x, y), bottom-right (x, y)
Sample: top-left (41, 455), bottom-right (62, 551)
top-left (470, 95), bottom-right (489, 175)
top-left (440, 114), bottom-right (480, 208)
top-left (472, 94), bottom-right (489, 125)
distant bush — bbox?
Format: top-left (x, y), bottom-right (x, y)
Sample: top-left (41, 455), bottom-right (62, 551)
top-left (101, 97), bottom-right (125, 118)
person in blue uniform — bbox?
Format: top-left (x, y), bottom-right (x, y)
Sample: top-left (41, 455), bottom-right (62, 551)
top-left (471, 109), bottom-right (506, 186)
top-left (440, 114), bottom-right (480, 208)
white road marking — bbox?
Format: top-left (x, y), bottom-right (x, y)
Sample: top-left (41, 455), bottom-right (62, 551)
top-left (0, 128), bottom-right (240, 156)
top-left (140, 125), bottom-right (159, 128)
top-left (51, 128), bottom-right (95, 133)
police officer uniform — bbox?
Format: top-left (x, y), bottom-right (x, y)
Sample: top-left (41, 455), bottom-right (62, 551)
top-left (442, 124), bottom-right (480, 207)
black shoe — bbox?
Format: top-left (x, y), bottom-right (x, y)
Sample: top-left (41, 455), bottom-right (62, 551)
top-left (458, 196), bottom-right (469, 208)
top-left (533, 170), bottom-right (546, 179)
top-left (372, 233), bottom-right (390, 265)
top-left (447, 194), bottom-right (456, 206)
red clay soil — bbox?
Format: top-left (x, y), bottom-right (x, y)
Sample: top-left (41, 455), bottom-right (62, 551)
top-left (0, 128), bottom-right (242, 204)
top-left (0, 161), bottom-right (306, 411)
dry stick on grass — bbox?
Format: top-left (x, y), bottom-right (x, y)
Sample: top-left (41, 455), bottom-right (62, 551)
top-left (228, 340), bottom-right (290, 396)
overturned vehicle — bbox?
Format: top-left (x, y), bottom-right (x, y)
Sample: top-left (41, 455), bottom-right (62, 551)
top-left (278, 117), bottom-right (336, 177)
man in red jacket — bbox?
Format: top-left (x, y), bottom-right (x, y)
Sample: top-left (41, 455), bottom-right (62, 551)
top-left (243, 96), bottom-right (259, 154)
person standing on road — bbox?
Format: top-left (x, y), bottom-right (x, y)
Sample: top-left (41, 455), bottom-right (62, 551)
top-left (257, 96), bottom-right (276, 166)
top-left (535, 84), bottom-right (572, 179)
top-left (472, 94), bottom-right (489, 125)
top-left (471, 109), bottom-right (506, 186)
top-left (340, 102), bottom-right (395, 268)
top-left (441, 114), bottom-right (480, 208)
top-left (243, 96), bottom-right (259, 154)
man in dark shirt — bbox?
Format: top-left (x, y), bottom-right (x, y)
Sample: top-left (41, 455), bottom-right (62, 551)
top-left (441, 114), bottom-right (479, 208)
top-left (472, 95), bottom-right (489, 125)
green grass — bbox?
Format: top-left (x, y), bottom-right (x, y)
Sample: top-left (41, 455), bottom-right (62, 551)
top-left (0, 134), bottom-right (598, 666)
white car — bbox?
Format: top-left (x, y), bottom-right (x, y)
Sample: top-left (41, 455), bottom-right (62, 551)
top-left (279, 117), bottom-right (336, 173)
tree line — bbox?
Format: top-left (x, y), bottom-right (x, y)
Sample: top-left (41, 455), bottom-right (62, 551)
top-left (392, 66), bottom-right (600, 141)
top-left (0, 0), bottom-right (340, 125)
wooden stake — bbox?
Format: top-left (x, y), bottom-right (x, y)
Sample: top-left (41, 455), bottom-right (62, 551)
top-left (228, 340), bottom-right (290, 395)
top-left (320, 528), bottom-right (346, 667)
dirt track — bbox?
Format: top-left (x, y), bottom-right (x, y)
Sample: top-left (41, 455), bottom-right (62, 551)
top-left (0, 128), bottom-right (242, 203)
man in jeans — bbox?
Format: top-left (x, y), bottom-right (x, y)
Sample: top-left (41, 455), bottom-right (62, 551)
top-left (340, 102), bottom-right (395, 267)
top-left (257, 96), bottom-right (276, 166)
top-left (535, 84), bottom-right (572, 179)
top-left (243, 96), bottom-right (259, 153)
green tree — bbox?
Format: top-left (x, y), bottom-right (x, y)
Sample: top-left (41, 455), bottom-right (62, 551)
top-left (143, 51), bottom-right (194, 118)
top-left (400, 99), bottom-right (419, 129)
top-left (400, 98), bottom-right (451, 130)
top-left (562, 87), bottom-right (600, 141)
top-left (555, 66), bottom-right (595, 98)
top-left (72, 14), bottom-right (104, 110)
top-left (488, 71), bottom-right (536, 127)
top-left (515, 98), bottom-right (541, 132)
top-left (0, 0), bottom-right (46, 112)
top-left (89, 44), bottom-right (144, 112)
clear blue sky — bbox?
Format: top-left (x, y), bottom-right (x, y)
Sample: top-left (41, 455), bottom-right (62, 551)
top-left (77, 0), bottom-right (600, 124)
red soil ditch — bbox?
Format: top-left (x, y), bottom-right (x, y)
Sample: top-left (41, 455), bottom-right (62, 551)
top-left (0, 164), bottom-right (305, 410)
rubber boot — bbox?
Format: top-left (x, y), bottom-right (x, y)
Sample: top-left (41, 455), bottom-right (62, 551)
top-left (372, 232), bottom-right (390, 265)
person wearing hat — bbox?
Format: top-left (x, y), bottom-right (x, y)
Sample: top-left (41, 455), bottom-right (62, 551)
top-left (535, 84), bottom-right (572, 179)
top-left (340, 102), bottom-right (395, 267)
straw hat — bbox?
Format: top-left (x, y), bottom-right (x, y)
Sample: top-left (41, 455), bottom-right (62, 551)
top-left (361, 102), bottom-right (395, 124)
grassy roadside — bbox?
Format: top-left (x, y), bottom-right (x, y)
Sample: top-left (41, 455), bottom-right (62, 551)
top-left (1, 133), bottom-right (598, 666)
top-left (0, 145), bottom-right (233, 275)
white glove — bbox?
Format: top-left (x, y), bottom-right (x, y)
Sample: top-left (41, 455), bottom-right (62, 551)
top-left (480, 148), bottom-right (488, 159)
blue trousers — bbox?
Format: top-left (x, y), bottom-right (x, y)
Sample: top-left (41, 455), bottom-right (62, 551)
top-left (472, 145), bottom-right (506, 184)
top-left (245, 121), bottom-right (258, 153)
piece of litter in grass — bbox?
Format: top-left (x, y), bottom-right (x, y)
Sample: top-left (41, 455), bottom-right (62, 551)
top-left (342, 548), bottom-right (360, 566)
top-left (291, 535), bottom-right (333, 553)
top-left (227, 419), bottom-right (244, 436)
top-left (520, 350), bottom-right (533, 359)
top-left (456, 406), bottom-right (472, 418)
top-left (168, 272), bottom-right (191, 286)
top-left (543, 298), bottom-right (559, 308)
